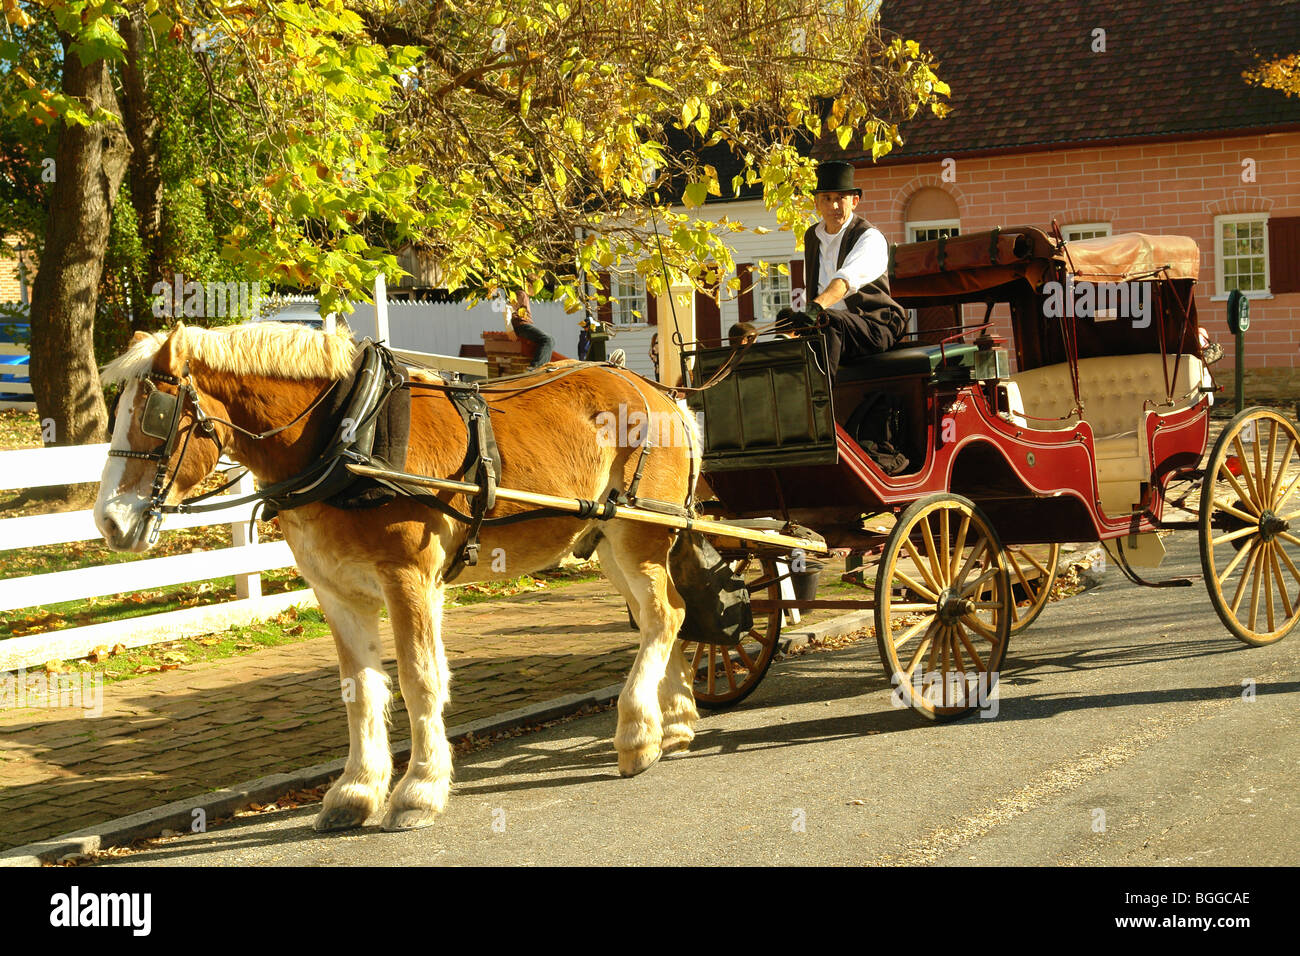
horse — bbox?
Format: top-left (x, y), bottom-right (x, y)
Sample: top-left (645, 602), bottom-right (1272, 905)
top-left (94, 321), bottom-right (701, 831)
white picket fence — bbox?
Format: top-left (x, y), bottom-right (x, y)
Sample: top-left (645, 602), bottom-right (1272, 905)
top-left (0, 340), bottom-right (33, 411)
top-left (0, 443), bottom-right (313, 672)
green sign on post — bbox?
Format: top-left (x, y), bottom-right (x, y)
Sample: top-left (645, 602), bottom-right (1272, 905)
top-left (1227, 290), bottom-right (1250, 413)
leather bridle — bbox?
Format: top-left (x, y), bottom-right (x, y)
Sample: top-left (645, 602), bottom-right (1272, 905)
top-left (107, 363), bottom-right (222, 545)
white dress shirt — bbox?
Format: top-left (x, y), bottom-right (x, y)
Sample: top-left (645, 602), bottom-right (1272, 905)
top-left (814, 219), bottom-right (890, 307)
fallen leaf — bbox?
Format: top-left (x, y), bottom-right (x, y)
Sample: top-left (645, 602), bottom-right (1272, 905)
top-left (287, 624), bottom-right (304, 636)
top-left (89, 645), bottom-right (111, 663)
top-left (43, 660), bottom-right (66, 674)
top-left (111, 643), bottom-right (127, 656)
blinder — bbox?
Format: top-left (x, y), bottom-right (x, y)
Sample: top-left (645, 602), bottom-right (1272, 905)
top-left (141, 387), bottom-right (181, 443)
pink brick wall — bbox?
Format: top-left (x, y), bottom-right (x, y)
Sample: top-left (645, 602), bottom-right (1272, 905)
top-left (856, 133), bottom-right (1300, 369)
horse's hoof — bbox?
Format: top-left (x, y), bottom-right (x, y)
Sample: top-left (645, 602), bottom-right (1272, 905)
top-left (382, 808), bottom-right (440, 831)
top-left (618, 745), bottom-right (662, 777)
top-left (660, 731), bottom-right (693, 757)
top-left (314, 806), bottom-right (370, 832)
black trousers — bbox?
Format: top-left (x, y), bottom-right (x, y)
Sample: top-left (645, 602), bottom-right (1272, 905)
top-left (514, 322), bottom-right (554, 368)
top-left (819, 307), bottom-right (903, 373)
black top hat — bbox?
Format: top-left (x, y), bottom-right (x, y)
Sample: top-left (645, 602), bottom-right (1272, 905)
top-left (814, 160), bottom-right (860, 195)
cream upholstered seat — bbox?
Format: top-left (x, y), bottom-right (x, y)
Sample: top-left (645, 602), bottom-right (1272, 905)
top-left (1011, 354), bottom-right (1205, 514)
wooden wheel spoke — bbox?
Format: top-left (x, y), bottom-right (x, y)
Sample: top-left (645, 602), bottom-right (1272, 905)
top-left (1234, 434), bottom-right (1265, 508)
top-left (1267, 544), bottom-right (1295, 619)
top-left (960, 565), bottom-right (1001, 598)
top-left (1277, 531), bottom-right (1300, 550)
top-left (1229, 542), bottom-right (1260, 616)
top-left (1274, 540), bottom-right (1300, 589)
top-left (1264, 420), bottom-right (1280, 501)
top-left (889, 602), bottom-right (940, 613)
top-left (721, 645), bottom-right (739, 690)
top-left (1220, 468), bottom-right (1261, 516)
top-left (940, 627), bottom-right (951, 708)
top-left (954, 538), bottom-right (991, 591)
top-left (1275, 471), bottom-right (1300, 513)
top-left (734, 642), bottom-right (757, 671)
top-left (690, 641), bottom-right (705, 676)
top-left (926, 622), bottom-right (944, 672)
top-left (903, 627), bottom-right (938, 679)
top-left (1262, 543), bottom-right (1276, 632)
top-left (1267, 436), bottom-right (1297, 501)
top-left (949, 514), bottom-right (971, 582)
top-left (1008, 552), bottom-right (1036, 597)
top-left (1016, 547), bottom-right (1052, 579)
top-left (1212, 524), bottom-right (1261, 547)
top-left (892, 613), bottom-right (937, 651)
top-left (960, 613), bottom-right (1003, 646)
top-left (891, 566), bottom-right (940, 603)
top-left (955, 624), bottom-right (986, 672)
top-left (1217, 535), bottom-right (1256, 585)
top-left (903, 538), bottom-right (944, 596)
top-left (1213, 498), bottom-right (1261, 525)
top-left (706, 644), bottom-right (717, 696)
top-left (939, 512), bottom-right (951, 587)
top-left (918, 516), bottom-right (946, 589)
top-left (1252, 426), bottom-right (1266, 510)
top-left (1249, 545), bottom-right (1264, 631)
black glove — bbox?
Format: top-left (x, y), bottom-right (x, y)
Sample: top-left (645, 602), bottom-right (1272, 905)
top-left (788, 310), bottom-right (817, 331)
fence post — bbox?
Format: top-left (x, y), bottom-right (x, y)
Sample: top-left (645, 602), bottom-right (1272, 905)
top-left (232, 469), bottom-right (261, 600)
top-left (374, 272), bottom-right (389, 345)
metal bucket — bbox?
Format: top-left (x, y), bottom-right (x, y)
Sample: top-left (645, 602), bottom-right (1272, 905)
top-left (790, 559), bottom-right (825, 602)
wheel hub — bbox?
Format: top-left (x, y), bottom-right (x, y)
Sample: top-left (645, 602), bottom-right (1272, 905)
top-left (1259, 510), bottom-right (1290, 542)
top-left (936, 587), bottom-right (974, 625)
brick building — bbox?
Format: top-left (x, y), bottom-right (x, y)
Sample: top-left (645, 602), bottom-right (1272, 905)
top-left (0, 239), bottom-right (29, 304)
top-left (624, 0), bottom-right (1300, 381)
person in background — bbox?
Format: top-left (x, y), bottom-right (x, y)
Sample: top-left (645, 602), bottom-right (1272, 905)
top-left (789, 160), bottom-right (907, 374)
top-left (728, 321), bottom-right (758, 348)
top-left (508, 286), bottom-right (554, 370)
top-left (649, 332), bottom-right (659, 379)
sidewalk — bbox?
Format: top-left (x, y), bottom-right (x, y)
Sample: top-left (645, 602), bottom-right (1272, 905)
top-left (0, 578), bottom-right (845, 852)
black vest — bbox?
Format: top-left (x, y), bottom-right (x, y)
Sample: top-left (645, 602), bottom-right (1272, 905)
top-left (803, 215), bottom-right (907, 335)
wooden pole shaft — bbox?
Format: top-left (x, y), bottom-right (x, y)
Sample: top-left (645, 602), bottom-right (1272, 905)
top-left (346, 462), bottom-right (827, 554)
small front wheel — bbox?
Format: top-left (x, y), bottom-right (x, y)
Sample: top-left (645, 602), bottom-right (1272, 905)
top-left (875, 494), bottom-right (1012, 721)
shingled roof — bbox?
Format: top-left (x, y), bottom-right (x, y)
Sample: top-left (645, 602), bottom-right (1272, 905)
top-left (825, 0), bottom-right (1300, 163)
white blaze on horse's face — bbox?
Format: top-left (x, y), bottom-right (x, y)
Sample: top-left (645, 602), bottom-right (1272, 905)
top-left (94, 381), bottom-right (156, 553)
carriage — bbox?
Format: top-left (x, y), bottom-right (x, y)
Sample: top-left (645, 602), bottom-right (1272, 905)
top-left (674, 225), bottom-right (1300, 720)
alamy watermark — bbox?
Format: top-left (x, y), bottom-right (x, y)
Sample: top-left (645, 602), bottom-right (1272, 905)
top-left (891, 668), bottom-right (1000, 717)
top-left (1042, 275), bottom-right (1151, 328)
top-left (595, 403), bottom-right (702, 449)
top-left (152, 274), bottom-right (261, 320)
top-left (1, 667), bottom-right (103, 717)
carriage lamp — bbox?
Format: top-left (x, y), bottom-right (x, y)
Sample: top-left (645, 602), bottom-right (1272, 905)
top-left (973, 332), bottom-right (1009, 381)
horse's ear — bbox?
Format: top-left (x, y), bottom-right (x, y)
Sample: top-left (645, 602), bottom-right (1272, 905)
top-left (156, 323), bottom-right (189, 376)
top-left (130, 331), bottom-right (151, 346)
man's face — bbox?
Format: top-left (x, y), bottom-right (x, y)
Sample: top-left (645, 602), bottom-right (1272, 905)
top-left (815, 191), bottom-right (860, 232)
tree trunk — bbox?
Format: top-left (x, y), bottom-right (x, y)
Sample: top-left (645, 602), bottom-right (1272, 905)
top-left (120, 9), bottom-right (165, 333)
top-left (27, 39), bottom-right (132, 503)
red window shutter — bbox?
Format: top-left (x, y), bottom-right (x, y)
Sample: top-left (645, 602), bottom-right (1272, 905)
top-left (737, 263), bottom-right (755, 323)
top-left (1268, 217), bottom-right (1300, 295)
top-left (790, 260), bottom-right (805, 305)
top-left (645, 284), bottom-right (658, 325)
top-left (695, 277), bottom-right (721, 344)
top-left (598, 271), bottom-right (613, 324)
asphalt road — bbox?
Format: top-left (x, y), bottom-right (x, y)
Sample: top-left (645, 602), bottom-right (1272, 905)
top-left (98, 535), bottom-right (1300, 866)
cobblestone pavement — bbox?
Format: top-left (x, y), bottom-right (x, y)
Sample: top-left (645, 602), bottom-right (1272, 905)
top-left (0, 581), bottom-right (646, 851)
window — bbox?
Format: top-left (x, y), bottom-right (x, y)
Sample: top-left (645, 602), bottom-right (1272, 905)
top-left (754, 272), bottom-right (791, 322)
top-left (1064, 222), bottom-right (1112, 241)
top-left (908, 220), bottom-right (960, 243)
top-left (1215, 214), bottom-right (1270, 297)
top-left (611, 272), bottom-right (648, 324)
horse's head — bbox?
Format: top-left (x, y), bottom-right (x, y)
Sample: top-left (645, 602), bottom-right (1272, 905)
top-left (95, 325), bottom-right (227, 552)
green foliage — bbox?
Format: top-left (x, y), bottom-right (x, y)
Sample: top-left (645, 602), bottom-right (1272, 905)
top-left (2, 0), bottom-right (950, 324)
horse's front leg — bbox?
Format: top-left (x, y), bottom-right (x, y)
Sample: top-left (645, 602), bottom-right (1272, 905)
top-left (380, 570), bottom-right (453, 830)
top-left (314, 587), bottom-right (393, 831)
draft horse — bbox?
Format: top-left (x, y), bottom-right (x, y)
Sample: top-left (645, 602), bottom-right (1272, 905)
top-left (95, 322), bottom-right (701, 831)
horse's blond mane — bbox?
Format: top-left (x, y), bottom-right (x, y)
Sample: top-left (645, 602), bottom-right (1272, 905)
top-left (101, 322), bottom-right (357, 385)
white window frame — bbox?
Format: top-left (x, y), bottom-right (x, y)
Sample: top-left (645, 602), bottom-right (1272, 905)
top-left (754, 271), bottom-right (791, 322)
top-left (611, 272), bottom-right (648, 325)
top-left (1214, 213), bottom-right (1271, 299)
top-left (904, 220), bottom-right (961, 333)
top-left (1063, 222), bottom-right (1112, 241)
top-left (907, 219), bottom-right (961, 243)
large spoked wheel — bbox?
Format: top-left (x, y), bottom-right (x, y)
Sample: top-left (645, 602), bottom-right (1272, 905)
top-left (678, 555), bottom-right (783, 710)
top-left (875, 494), bottom-right (1012, 721)
top-left (976, 544), bottom-right (1062, 636)
top-left (1199, 407), bottom-right (1300, 646)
